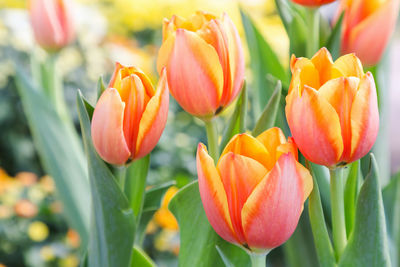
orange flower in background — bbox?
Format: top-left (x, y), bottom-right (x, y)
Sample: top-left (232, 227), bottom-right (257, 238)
top-left (339, 0), bottom-right (400, 66)
top-left (286, 48), bottom-right (379, 167)
top-left (197, 128), bottom-right (313, 252)
top-left (291, 0), bottom-right (336, 6)
top-left (157, 11), bottom-right (244, 118)
top-left (29, 0), bottom-right (75, 50)
top-left (91, 63), bottom-right (169, 165)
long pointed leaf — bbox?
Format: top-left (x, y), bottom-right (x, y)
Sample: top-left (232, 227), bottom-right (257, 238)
top-left (326, 12), bottom-right (344, 60)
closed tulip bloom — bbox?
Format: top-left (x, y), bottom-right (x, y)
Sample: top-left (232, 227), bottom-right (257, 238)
top-left (286, 48), bottom-right (379, 167)
top-left (197, 128), bottom-right (313, 252)
top-left (29, 0), bottom-right (75, 50)
top-left (91, 63), bottom-right (169, 165)
top-left (291, 0), bottom-right (336, 6)
top-left (339, 0), bottom-right (400, 66)
top-left (157, 11), bottom-right (244, 118)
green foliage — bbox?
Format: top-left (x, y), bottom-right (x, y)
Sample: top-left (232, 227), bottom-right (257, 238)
top-left (343, 161), bottom-right (361, 238)
top-left (326, 13), bottom-right (344, 60)
top-left (77, 91), bottom-right (135, 267)
top-left (131, 247), bottom-right (156, 267)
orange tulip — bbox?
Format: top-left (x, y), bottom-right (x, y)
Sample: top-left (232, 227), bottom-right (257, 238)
top-left (157, 11), bottom-right (244, 118)
top-left (291, 0), bottom-right (336, 6)
top-left (339, 0), bottom-right (400, 66)
top-left (29, 0), bottom-right (75, 50)
top-left (197, 128), bottom-right (313, 252)
top-left (91, 63), bottom-right (169, 165)
top-left (286, 48), bottom-right (379, 167)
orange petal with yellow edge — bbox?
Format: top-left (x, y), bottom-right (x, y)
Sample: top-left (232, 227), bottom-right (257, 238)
top-left (349, 72), bottom-right (379, 162)
top-left (164, 28), bottom-right (223, 116)
top-left (331, 54), bottom-right (364, 79)
top-left (241, 153), bottom-right (304, 250)
top-left (91, 88), bottom-right (130, 165)
top-left (318, 77), bottom-right (359, 162)
top-left (256, 127), bottom-right (286, 161)
top-left (310, 47), bottom-right (334, 85)
top-left (135, 69), bottom-right (169, 159)
top-left (220, 133), bottom-right (273, 170)
top-left (286, 86), bottom-right (343, 167)
top-left (295, 162), bottom-right (313, 202)
top-left (196, 143), bottom-right (238, 244)
top-left (289, 58), bottom-right (320, 93)
top-left (217, 152), bottom-right (268, 244)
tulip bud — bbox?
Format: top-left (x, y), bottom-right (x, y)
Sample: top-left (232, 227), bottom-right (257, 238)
top-left (286, 48), bottom-right (379, 167)
top-left (291, 0), bottom-right (336, 6)
top-left (29, 0), bottom-right (76, 50)
top-left (338, 0), bottom-right (400, 66)
top-left (157, 11), bottom-right (245, 118)
top-left (91, 63), bottom-right (169, 165)
top-left (197, 128), bottom-right (313, 252)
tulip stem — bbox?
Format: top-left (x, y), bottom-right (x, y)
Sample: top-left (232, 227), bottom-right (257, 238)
top-left (306, 7), bottom-right (320, 57)
top-left (330, 167), bottom-right (347, 259)
top-left (205, 119), bottom-right (219, 162)
top-left (249, 253), bottom-right (267, 267)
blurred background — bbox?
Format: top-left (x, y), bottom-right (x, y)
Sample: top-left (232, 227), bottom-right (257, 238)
top-left (0, 0), bottom-right (399, 266)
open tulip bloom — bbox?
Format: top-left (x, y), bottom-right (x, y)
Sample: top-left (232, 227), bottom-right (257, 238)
top-left (157, 11), bottom-right (245, 118)
top-left (91, 63), bottom-right (169, 165)
top-left (197, 128), bottom-right (313, 256)
top-left (286, 48), bottom-right (379, 168)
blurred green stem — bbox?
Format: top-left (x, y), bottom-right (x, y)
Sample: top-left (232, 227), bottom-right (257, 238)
top-left (306, 8), bottom-right (320, 57)
top-left (205, 119), bottom-right (219, 162)
top-left (249, 253), bottom-right (267, 267)
top-left (330, 167), bottom-right (347, 259)
top-left (115, 166), bottom-right (127, 191)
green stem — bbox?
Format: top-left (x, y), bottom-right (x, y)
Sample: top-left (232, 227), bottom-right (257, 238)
top-left (249, 253), bottom-right (267, 267)
top-left (306, 7), bottom-right (320, 57)
top-left (205, 119), bottom-right (219, 162)
top-left (330, 167), bottom-right (347, 259)
top-left (115, 166), bottom-right (127, 191)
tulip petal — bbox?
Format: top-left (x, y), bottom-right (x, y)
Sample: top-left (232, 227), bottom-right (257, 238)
top-left (349, 72), bottom-right (379, 162)
top-left (310, 47), bottom-right (334, 85)
top-left (331, 54), bottom-right (364, 79)
top-left (217, 152), bottom-right (268, 244)
top-left (91, 89), bottom-right (130, 165)
top-left (220, 13), bottom-right (245, 106)
top-left (295, 162), bottom-right (313, 201)
top-left (196, 144), bottom-right (238, 244)
top-left (256, 127), bottom-right (287, 162)
top-left (289, 58), bottom-right (320, 93)
top-left (241, 153), bottom-right (303, 250)
top-left (346, 0), bottom-right (400, 66)
top-left (164, 28), bottom-right (224, 116)
top-left (157, 34), bottom-right (176, 74)
top-left (135, 69), bottom-right (169, 159)
top-left (220, 133), bottom-right (273, 170)
top-left (286, 86), bottom-right (343, 166)
top-left (318, 77), bottom-right (359, 162)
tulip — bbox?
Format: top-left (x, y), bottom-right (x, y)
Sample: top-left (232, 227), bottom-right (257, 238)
top-left (291, 0), bottom-right (337, 6)
top-left (91, 63), bottom-right (169, 165)
top-left (286, 48), bottom-right (379, 167)
top-left (197, 128), bottom-right (313, 252)
top-left (157, 11), bottom-right (244, 118)
top-left (29, 0), bottom-right (76, 50)
top-left (338, 0), bottom-right (400, 66)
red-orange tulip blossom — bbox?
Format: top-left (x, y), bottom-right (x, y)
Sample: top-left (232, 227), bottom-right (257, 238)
top-left (291, 0), bottom-right (336, 6)
top-left (339, 0), bottom-right (400, 66)
top-left (29, 0), bottom-right (75, 50)
top-left (197, 128), bottom-right (313, 252)
top-left (91, 63), bottom-right (169, 165)
top-left (286, 48), bottom-right (379, 167)
top-left (157, 11), bottom-right (244, 118)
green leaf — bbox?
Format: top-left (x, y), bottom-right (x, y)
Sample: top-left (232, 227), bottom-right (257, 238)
top-left (77, 91), bottom-right (135, 267)
top-left (252, 80), bottom-right (282, 136)
top-left (125, 155), bottom-right (151, 222)
top-left (326, 13), bottom-right (344, 60)
top-left (343, 160), bottom-right (361, 237)
top-left (215, 244), bottom-right (250, 267)
top-left (220, 84), bottom-right (247, 151)
top-left (169, 181), bottom-right (250, 267)
top-left (136, 181), bottom-right (176, 245)
top-left (97, 76), bottom-right (107, 100)
top-left (339, 154), bottom-right (391, 267)
top-left (131, 246), bottom-right (156, 267)
top-left (383, 173), bottom-right (400, 266)
top-left (15, 70), bottom-right (90, 245)
top-left (310, 163), bottom-right (331, 224)
top-left (240, 8), bottom-right (289, 117)
top-left (307, 161), bottom-right (336, 267)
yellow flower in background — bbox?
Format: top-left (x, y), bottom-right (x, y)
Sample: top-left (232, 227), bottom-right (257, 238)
top-left (28, 221), bottom-right (49, 242)
top-left (154, 186), bottom-right (179, 231)
top-left (40, 246), bottom-right (55, 261)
